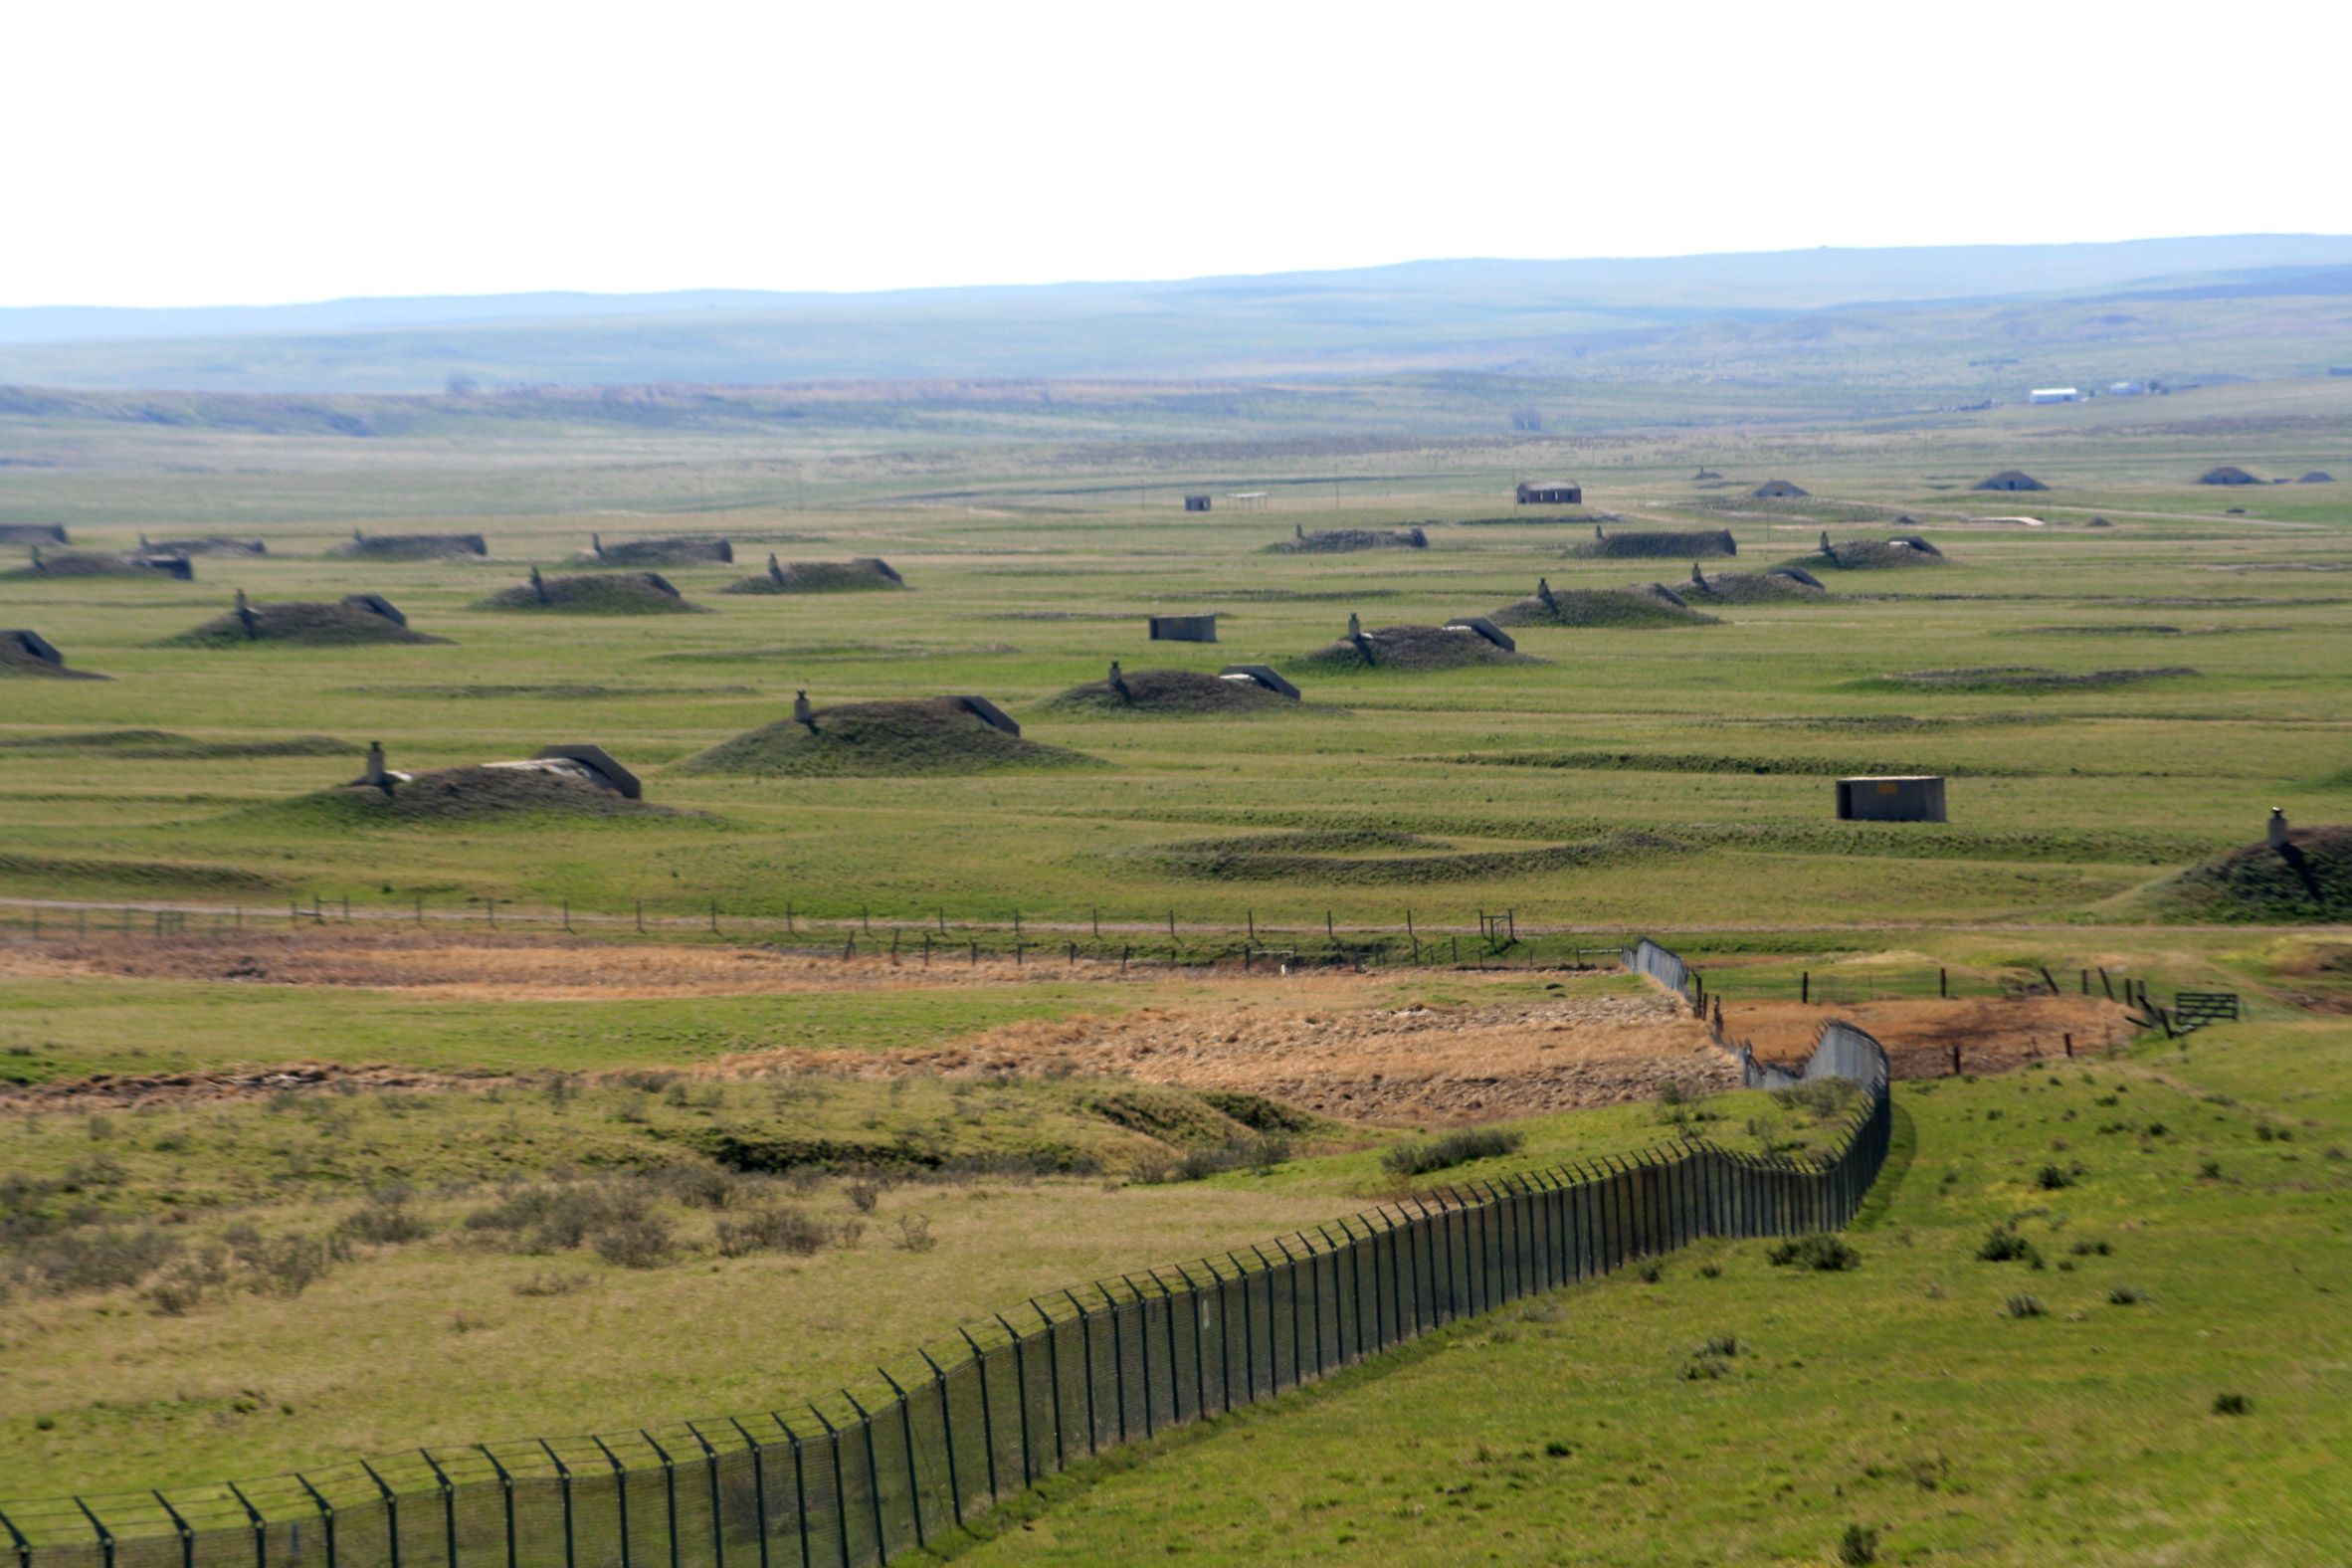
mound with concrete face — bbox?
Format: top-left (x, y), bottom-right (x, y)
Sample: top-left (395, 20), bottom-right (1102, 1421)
top-left (163, 594), bottom-right (450, 647)
top-left (1, 549), bottom-right (189, 580)
top-left (1046, 666), bottom-right (1307, 715)
top-left (1784, 533), bottom-right (1948, 571)
top-left (1267, 526), bottom-right (1428, 554)
top-left (723, 556), bottom-right (906, 594)
top-left (1488, 582), bottom-right (1720, 628)
top-left (573, 534), bottom-right (735, 566)
top-left (1294, 621), bottom-right (1542, 672)
top-left (2141, 824), bottom-right (2352, 922)
top-left (0, 630), bottom-right (106, 680)
top-left (475, 570), bottom-right (706, 614)
top-left (1570, 527), bottom-right (1736, 560)
top-left (681, 697), bottom-right (1095, 777)
top-left (329, 530), bottom-right (488, 560)
top-left (1675, 566), bottom-right (1828, 605)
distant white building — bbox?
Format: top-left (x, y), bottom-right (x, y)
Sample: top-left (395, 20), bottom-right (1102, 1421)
top-left (2106, 381), bottom-right (2146, 397)
top-left (2029, 387), bottom-right (2082, 404)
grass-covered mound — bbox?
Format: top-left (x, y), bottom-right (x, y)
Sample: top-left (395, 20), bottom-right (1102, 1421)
top-left (1293, 624), bottom-right (1543, 671)
top-left (474, 571), bottom-right (705, 614)
top-left (1571, 528), bottom-right (1736, 559)
top-left (680, 699), bottom-right (1096, 777)
top-left (0, 728), bottom-right (344, 759)
top-left (0, 632), bottom-right (104, 680)
top-left (140, 535), bottom-right (266, 556)
top-left (1266, 526), bottom-right (1428, 554)
top-left (1044, 668), bottom-right (1302, 716)
top-left (574, 535), bottom-right (733, 566)
top-left (1487, 583), bottom-right (1719, 628)
top-left (1868, 666), bottom-right (2198, 693)
top-left (266, 768), bottom-right (683, 826)
top-left (2139, 827), bottom-right (2352, 921)
top-left (0, 551), bottom-right (154, 579)
top-left (723, 557), bottom-right (906, 594)
top-left (161, 597), bottom-right (449, 648)
top-left (1138, 827), bottom-right (1688, 883)
top-left (1679, 567), bottom-right (1829, 605)
top-left (1785, 534), bottom-right (1948, 571)
top-left (328, 531), bottom-right (487, 560)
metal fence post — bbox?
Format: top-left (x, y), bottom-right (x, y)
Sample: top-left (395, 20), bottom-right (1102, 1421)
top-left (770, 1418), bottom-right (812, 1568)
top-left (0, 1504), bottom-right (31, 1568)
top-left (993, 1313), bottom-right (1036, 1481)
top-left (152, 1491), bottom-right (195, 1568)
top-left (294, 1473), bottom-right (334, 1568)
top-left (686, 1424), bottom-right (726, 1568)
top-left (914, 1352), bottom-right (962, 1528)
top-left (1115, 1280), bottom-right (1153, 1439)
top-left (1228, 1252), bottom-right (1258, 1398)
top-left (418, 1452), bottom-right (459, 1568)
top-left (726, 1419), bottom-right (772, 1568)
top-left (360, 1461), bottom-right (404, 1568)
top-left (636, 1432), bottom-right (678, 1568)
top-left (1200, 1260), bottom-right (1235, 1412)
top-left (874, 1372), bottom-right (922, 1551)
top-left (1173, 1266), bottom-right (1210, 1419)
top-left (1061, 1290), bottom-right (1097, 1455)
top-left (954, 1329), bottom-right (1001, 1501)
top-left (1148, 1272), bottom-right (1183, 1422)
top-left (1272, 1241), bottom-right (1304, 1385)
top-left (803, 1409), bottom-right (852, 1568)
top-left (228, 1482), bottom-right (268, 1568)
top-left (75, 1498), bottom-right (114, 1568)
top-left (590, 1439), bottom-right (634, 1568)
top-left (1031, 1301), bottom-right (1066, 1470)
top-left (837, 1394), bottom-right (887, 1566)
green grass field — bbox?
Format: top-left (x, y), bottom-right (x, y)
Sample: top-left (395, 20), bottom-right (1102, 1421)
top-left (3, 368), bottom-right (2349, 1556)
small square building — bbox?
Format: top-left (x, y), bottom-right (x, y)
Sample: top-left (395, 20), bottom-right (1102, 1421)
top-left (1836, 775), bottom-right (1947, 823)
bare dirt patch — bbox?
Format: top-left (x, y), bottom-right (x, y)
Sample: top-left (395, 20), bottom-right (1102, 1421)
top-left (1722, 995), bottom-right (2137, 1078)
top-left (761, 989), bottom-right (1733, 1124)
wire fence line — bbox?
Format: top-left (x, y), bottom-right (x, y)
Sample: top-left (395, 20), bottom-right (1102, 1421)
top-left (1, 942), bottom-right (1895, 1568)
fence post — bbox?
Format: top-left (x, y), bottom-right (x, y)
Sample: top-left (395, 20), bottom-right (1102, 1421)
top-left (1029, 1301), bottom-right (1066, 1471)
top-left (803, 1409), bottom-right (853, 1568)
top-left (874, 1371), bottom-right (923, 1550)
top-left (1149, 1272), bottom-right (1184, 1421)
top-left (636, 1432), bottom-right (678, 1568)
top-left (528, 1445), bottom-right (571, 1568)
top-left (1200, 1259), bottom-right (1236, 1411)
top-left (727, 1418), bottom-right (773, 1568)
top-left (0, 1505), bottom-right (34, 1568)
top-left (771, 1417), bottom-right (814, 1568)
top-left (294, 1472), bottom-right (334, 1568)
top-left (914, 1350), bottom-right (963, 1528)
top-left (589, 1439), bottom-right (634, 1568)
top-left (75, 1497), bottom-right (115, 1568)
top-left (227, 1482), bottom-right (267, 1568)
top-left (1061, 1289), bottom-right (1097, 1455)
top-left (686, 1424), bottom-right (727, 1568)
top-left (954, 1328), bottom-right (1000, 1501)
top-left (993, 1312), bottom-right (1036, 1482)
top-left (836, 1393), bottom-right (887, 1565)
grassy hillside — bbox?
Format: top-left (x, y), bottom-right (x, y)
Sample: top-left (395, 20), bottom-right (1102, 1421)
top-left (944, 1016), bottom-right (2352, 1565)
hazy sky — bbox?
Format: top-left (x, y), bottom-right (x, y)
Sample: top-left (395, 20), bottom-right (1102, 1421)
top-left (9, 0), bottom-right (2348, 308)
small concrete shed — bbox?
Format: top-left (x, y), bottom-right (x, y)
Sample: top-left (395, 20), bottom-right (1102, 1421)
top-left (1183, 494), bottom-right (1213, 512)
top-left (1218, 665), bottom-right (1300, 700)
top-left (1516, 481), bottom-right (1583, 504)
top-left (1837, 775), bottom-right (1948, 823)
top-left (0, 523), bottom-right (69, 546)
top-left (1149, 614), bottom-right (1219, 643)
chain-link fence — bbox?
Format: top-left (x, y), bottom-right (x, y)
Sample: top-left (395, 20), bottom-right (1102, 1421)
top-left (3, 952), bottom-right (1893, 1568)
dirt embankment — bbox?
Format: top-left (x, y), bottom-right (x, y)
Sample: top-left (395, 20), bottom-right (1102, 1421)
top-left (757, 990), bottom-right (1735, 1124)
top-left (1723, 994), bottom-right (2137, 1078)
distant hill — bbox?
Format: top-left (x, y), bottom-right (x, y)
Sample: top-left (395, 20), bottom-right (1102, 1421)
top-left (6, 235), bottom-right (2352, 393)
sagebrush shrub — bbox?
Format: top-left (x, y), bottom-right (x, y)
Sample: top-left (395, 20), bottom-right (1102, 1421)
top-left (1766, 1235), bottom-right (1860, 1272)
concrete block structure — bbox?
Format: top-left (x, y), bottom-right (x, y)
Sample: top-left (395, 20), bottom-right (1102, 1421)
top-left (1837, 775), bottom-right (1948, 823)
top-left (1218, 665), bottom-right (1300, 699)
top-left (1516, 481), bottom-right (1582, 504)
top-left (1148, 614), bottom-right (1219, 643)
